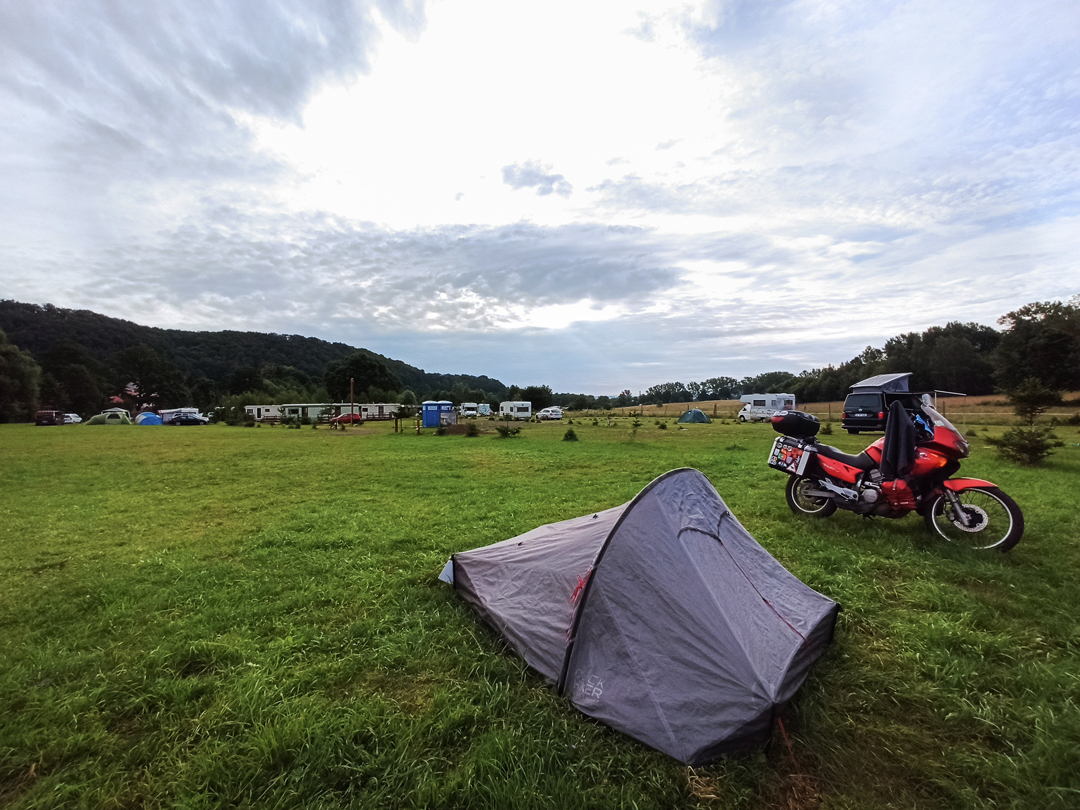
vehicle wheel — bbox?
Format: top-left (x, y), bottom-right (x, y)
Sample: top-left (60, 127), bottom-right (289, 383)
top-left (738, 415), bottom-right (747, 422)
top-left (923, 487), bottom-right (1024, 551)
top-left (846, 429), bottom-right (859, 434)
top-left (785, 476), bottom-right (837, 518)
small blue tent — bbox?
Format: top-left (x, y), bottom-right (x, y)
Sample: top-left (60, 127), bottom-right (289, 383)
top-left (135, 412), bottom-right (163, 425)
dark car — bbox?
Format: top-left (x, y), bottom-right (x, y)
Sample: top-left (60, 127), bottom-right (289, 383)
top-left (841, 372), bottom-right (921, 434)
top-left (169, 414), bottom-right (207, 426)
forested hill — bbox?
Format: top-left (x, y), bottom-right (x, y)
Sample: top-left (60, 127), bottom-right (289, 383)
top-left (0, 300), bottom-right (505, 398)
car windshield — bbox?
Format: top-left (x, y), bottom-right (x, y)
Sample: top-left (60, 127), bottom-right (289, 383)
top-left (845, 394), bottom-right (880, 409)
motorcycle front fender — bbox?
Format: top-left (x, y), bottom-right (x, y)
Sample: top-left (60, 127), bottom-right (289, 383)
top-left (943, 477), bottom-right (996, 491)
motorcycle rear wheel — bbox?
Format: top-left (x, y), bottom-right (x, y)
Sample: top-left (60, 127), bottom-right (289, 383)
top-left (923, 487), bottom-right (1024, 551)
top-left (785, 476), bottom-right (837, 518)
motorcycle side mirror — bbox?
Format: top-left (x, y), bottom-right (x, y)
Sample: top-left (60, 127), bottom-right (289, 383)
top-left (921, 393), bottom-right (933, 406)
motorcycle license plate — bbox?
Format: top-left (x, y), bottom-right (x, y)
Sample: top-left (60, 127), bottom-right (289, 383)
top-left (769, 436), bottom-right (811, 475)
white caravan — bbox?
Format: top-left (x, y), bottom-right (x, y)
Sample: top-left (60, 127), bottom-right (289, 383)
top-left (737, 393), bottom-right (795, 422)
top-left (499, 401), bottom-right (532, 420)
top-left (459, 402), bottom-right (479, 417)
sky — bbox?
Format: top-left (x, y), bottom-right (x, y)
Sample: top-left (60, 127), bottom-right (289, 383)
top-left (1, 0), bottom-right (1078, 394)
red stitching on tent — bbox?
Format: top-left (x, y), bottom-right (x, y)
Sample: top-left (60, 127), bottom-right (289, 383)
top-left (571, 570), bottom-right (592, 603)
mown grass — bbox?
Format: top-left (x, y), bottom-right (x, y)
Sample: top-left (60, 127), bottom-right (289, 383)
top-left (1, 419), bottom-right (1078, 809)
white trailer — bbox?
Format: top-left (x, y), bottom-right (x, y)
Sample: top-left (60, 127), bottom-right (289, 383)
top-left (737, 393), bottom-right (795, 422)
top-left (499, 401), bottom-right (532, 420)
top-left (244, 404), bottom-right (281, 421)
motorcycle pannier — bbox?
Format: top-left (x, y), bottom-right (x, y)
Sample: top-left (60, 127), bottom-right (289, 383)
top-left (769, 436), bottom-right (815, 475)
top-left (771, 410), bottom-right (820, 438)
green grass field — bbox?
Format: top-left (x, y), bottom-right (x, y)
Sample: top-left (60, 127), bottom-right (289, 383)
top-left (2, 418), bottom-right (1078, 809)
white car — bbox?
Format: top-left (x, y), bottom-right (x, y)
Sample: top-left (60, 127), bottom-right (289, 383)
top-left (537, 406), bottom-right (563, 420)
top-left (64, 413), bottom-right (82, 424)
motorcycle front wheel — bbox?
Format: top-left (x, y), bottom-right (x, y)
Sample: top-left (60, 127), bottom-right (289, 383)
top-left (923, 487), bottom-right (1024, 551)
top-left (785, 476), bottom-right (837, 518)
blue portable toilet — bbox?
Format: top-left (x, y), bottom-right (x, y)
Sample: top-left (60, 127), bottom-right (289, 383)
top-left (422, 401), bottom-right (441, 428)
top-left (439, 401), bottom-right (456, 425)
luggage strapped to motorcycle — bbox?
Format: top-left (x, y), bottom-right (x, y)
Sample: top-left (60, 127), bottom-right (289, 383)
top-left (768, 436), bottom-right (816, 476)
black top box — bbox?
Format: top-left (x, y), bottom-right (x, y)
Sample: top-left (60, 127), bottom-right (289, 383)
top-left (771, 410), bottom-right (820, 438)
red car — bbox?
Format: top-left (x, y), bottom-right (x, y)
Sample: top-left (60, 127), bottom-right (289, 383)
top-left (331, 413), bottom-right (364, 424)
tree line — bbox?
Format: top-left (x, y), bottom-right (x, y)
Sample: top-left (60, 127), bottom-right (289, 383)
top-left (628, 298), bottom-right (1080, 406)
top-left (0, 301), bottom-right (510, 421)
top-left (1, 297), bottom-right (1077, 421)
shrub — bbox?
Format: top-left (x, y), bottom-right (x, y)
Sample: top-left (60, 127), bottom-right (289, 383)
top-left (658, 422), bottom-right (667, 430)
top-left (984, 378), bottom-right (1067, 465)
top-left (1008, 378), bottom-right (1063, 425)
top-left (495, 425), bottom-right (521, 438)
top-left (985, 427), bottom-right (1064, 466)
top-left (820, 422), bottom-right (833, 435)
top-left (466, 422), bottom-right (480, 437)
top-left (435, 426), bottom-right (447, 436)
top-left (563, 428), bottom-right (579, 442)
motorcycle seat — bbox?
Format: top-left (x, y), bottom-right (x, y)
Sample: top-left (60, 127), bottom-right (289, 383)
top-left (814, 444), bottom-right (877, 471)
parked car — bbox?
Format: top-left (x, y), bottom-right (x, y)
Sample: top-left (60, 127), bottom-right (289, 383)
top-left (537, 406), bottom-right (563, 420)
top-left (64, 413), bottom-right (82, 424)
top-left (841, 372), bottom-right (920, 434)
top-left (35, 410), bottom-right (64, 426)
top-left (331, 413), bottom-right (364, 424)
top-left (169, 414), bottom-right (208, 426)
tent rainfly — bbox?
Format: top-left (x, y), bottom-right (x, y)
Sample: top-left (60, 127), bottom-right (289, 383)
top-left (440, 468), bottom-right (839, 764)
top-left (677, 408), bottom-right (711, 423)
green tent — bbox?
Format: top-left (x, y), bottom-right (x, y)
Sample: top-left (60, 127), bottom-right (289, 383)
top-left (85, 410), bottom-right (132, 425)
top-left (677, 409), bottom-right (711, 424)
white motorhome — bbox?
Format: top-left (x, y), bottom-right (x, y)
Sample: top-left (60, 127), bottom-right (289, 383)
top-left (477, 403), bottom-right (492, 416)
top-left (499, 401), bottom-right (532, 420)
top-left (459, 402), bottom-right (479, 417)
top-left (737, 393), bottom-right (795, 422)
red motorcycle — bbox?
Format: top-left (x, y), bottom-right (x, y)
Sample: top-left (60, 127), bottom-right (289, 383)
top-left (767, 400), bottom-right (1024, 551)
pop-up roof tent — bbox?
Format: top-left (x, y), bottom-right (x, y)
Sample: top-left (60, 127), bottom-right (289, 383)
top-left (441, 468), bottom-right (839, 765)
top-left (677, 408), bottom-right (711, 423)
top-left (850, 372), bottom-right (912, 393)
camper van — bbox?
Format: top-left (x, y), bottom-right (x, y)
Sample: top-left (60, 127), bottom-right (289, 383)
top-left (459, 402), bottom-right (479, 417)
top-left (499, 401), bottom-right (532, 420)
top-left (737, 393), bottom-right (795, 422)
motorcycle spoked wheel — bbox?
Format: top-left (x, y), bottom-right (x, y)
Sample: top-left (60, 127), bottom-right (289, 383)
top-left (923, 487), bottom-right (1024, 551)
top-left (785, 476), bottom-right (837, 518)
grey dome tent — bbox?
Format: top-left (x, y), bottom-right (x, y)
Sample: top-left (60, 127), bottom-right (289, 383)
top-left (441, 468), bottom-right (839, 764)
top-left (677, 408), bottom-right (711, 423)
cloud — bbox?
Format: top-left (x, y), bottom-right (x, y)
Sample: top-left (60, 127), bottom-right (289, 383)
top-left (0, 0), bottom-right (428, 237)
top-left (502, 161), bottom-right (574, 198)
top-left (1, 0), bottom-right (1078, 394)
